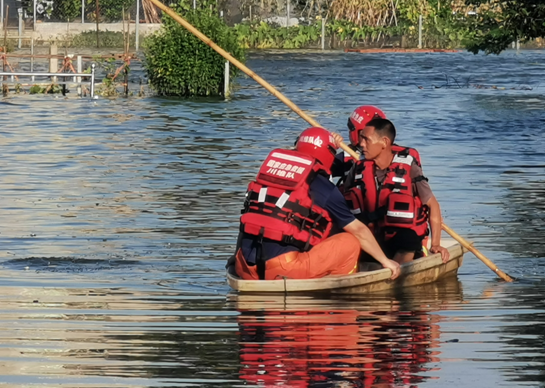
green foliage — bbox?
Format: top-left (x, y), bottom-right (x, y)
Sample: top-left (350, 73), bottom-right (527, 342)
top-left (144, 0), bottom-right (245, 97)
top-left (2, 40), bottom-right (15, 53)
top-left (397, 0), bottom-right (428, 24)
top-left (56, 0), bottom-right (81, 22)
top-left (327, 19), bottom-right (405, 44)
top-left (234, 21), bottom-right (321, 49)
top-left (408, 12), bottom-right (472, 49)
top-left (29, 84), bottom-right (63, 94)
top-left (90, 0), bottom-right (133, 22)
top-left (69, 31), bottom-right (136, 48)
top-left (463, 0), bottom-right (545, 54)
top-left (89, 57), bottom-right (131, 96)
top-left (234, 19), bottom-right (406, 49)
top-left (29, 85), bottom-right (43, 94)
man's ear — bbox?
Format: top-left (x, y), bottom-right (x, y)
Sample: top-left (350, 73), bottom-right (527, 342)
top-left (381, 136), bottom-right (391, 148)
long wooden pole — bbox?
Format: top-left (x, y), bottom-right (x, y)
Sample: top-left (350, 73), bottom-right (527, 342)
top-left (442, 223), bottom-right (514, 282)
top-left (145, 0), bottom-right (359, 161)
top-left (146, 0), bottom-right (514, 283)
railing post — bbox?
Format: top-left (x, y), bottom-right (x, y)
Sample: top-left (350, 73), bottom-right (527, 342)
top-left (76, 55), bottom-right (82, 96)
top-left (49, 43), bottom-right (58, 82)
top-left (76, 55), bottom-right (82, 83)
top-left (418, 14), bottom-right (423, 48)
top-left (286, 0), bottom-right (289, 27)
top-left (33, 0), bottom-right (36, 31)
top-left (224, 61), bottom-right (229, 98)
top-left (81, 0), bottom-right (85, 22)
top-left (30, 38), bottom-right (34, 81)
top-left (90, 63), bottom-right (95, 98)
top-left (18, 8), bottom-right (23, 49)
top-left (321, 18), bottom-right (325, 50)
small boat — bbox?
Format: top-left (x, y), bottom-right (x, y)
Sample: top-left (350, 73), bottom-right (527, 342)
top-left (226, 238), bottom-right (467, 294)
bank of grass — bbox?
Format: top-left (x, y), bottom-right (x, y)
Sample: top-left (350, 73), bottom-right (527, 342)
top-left (64, 31), bottom-right (137, 48)
top-left (63, 17), bottom-right (469, 52)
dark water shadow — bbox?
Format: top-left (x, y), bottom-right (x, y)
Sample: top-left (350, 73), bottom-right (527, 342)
top-left (2, 256), bottom-right (141, 273)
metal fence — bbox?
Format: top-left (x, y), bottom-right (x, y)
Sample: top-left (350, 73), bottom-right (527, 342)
top-left (0, 0), bottom-right (322, 27)
top-left (1, 0), bottom-right (145, 24)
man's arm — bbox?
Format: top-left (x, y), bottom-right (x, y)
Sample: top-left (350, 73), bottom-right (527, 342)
top-left (330, 151), bottom-right (345, 178)
top-left (411, 162), bottom-right (450, 263)
top-left (343, 219), bottom-right (401, 279)
top-left (426, 195), bottom-right (450, 263)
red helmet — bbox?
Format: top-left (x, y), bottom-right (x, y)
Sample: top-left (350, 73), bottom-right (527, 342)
top-left (295, 127), bottom-right (337, 174)
top-left (347, 105), bottom-right (387, 145)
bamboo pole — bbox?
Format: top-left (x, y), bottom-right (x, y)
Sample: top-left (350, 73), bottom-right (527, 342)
top-left (442, 223), bottom-right (514, 282)
top-left (145, 0), bottom-right (359, 161)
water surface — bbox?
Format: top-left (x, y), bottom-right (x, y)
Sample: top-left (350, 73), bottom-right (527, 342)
top-left (0, 49), bottom-right (544, 387)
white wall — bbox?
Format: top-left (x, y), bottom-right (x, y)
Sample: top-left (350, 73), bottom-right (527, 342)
top-left (1, 22), bottom-right (162, 41)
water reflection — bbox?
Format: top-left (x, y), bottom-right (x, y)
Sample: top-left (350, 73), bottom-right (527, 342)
top-left (229, 277), bottom-right (464, 387)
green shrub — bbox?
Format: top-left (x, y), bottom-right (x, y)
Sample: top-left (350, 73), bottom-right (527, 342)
top-left (1, 39), bottom-right (16, 52)
top-left (86, 0), bottom-right (133, 22)
top-left (56, 0), bottom-right (81, 22)
top-left (69, 31), bottom-right (135, 48)
top-left (29, 85), bottom-right (43, 94)
top-left (143, 0), bottom-right (245, 97)
top-left (234, 19), bottom-right (406, 49)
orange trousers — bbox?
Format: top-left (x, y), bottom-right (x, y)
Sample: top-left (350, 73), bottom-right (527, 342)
top-left (235, 232), bottom-right (360, 280)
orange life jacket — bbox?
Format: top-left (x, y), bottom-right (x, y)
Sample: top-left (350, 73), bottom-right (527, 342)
top-left (344, 145), bottom-right (429, 237)
top-left (240, 149), bottom-right (333, 277)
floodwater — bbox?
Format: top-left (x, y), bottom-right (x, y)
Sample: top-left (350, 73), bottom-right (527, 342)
top-left (0, 49), bottom-right (544, 387)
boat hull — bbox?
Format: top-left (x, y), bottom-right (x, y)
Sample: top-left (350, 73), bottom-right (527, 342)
top-left (226, 239), bottom-right (466, 294)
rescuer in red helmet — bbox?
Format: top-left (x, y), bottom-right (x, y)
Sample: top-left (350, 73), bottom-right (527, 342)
top-left (331, 105), bottom-right (387, 184)
top-left (337, 118), bottom-right (449, 264)
top-left (232, 127), bottom-right (400, 281)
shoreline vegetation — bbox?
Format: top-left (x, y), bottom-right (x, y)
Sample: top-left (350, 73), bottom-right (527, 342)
top-left (4, 0), bottom-right (542, 51)
top-left (42, 24), bottom-right (544, 51)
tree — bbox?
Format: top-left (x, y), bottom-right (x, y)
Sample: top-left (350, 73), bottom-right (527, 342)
top-left (144, 0), bottom-right (245, 97)
top-left (464, 0), bottom-right (545, 54)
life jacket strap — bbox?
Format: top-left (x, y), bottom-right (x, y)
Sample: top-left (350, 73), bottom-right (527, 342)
top-left (255, 227), bottom-right (266, 280)
top-left (243, 191), bottom-right (330, 232)
top-left (413, 175), bottom-right (428, 183)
